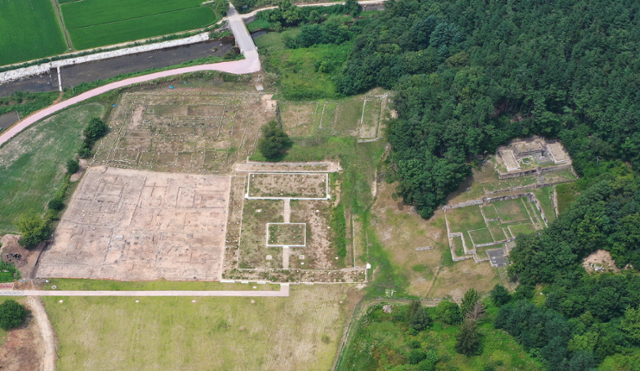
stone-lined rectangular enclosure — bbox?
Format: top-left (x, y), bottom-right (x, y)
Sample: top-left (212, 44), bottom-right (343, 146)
top-left (37, 167), bottom-right (231, 281)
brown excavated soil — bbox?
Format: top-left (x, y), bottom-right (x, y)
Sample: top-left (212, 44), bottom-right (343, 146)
top-left (37, 167), bottom-right (231, 281)
top-left (248, 173), bottom-right (328, 198)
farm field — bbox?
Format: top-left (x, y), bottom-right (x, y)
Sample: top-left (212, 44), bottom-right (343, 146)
top-left (44, 284), bottom-right (362, 371)
top-left (0, 0), bottom-right (67, 65)
top-left (60, 0), bottom-right (218, 50)
top-left (0, 103), bottom-right (105, 233)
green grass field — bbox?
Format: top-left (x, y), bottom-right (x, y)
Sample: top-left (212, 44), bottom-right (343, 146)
top-left (337, 303), bottom-right (543, 371)
top-left (493, 198), bottom-right (530, 223)
top-left (0, 103), bottom-right (104, 233)
top-left (447, 206), bottom-right (486, 234)
top-left (44, 285), bottom-right (357, 371)
top-left (255, 31), bottom-right (351, 100)
top-left (0, 0), bottom-right (67, 65)
top-left (468, 228), bottom-right (494, 246)
top-left (61, 0), bottom-right (217, 50)
top-left (508, 223), bottom-right (537, 237)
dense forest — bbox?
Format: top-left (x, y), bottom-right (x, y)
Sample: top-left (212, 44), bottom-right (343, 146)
top-left (334, 0), bottom-right (640, 218)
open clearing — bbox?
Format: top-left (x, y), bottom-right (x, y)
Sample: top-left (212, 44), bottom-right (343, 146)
top-left (0, 0), bottom-right (67, 65)
top-left (60, 0), bottom-right (217, 50)
top-left (43, 284), bottom-right (362, 371)
top-left (37, 167), bottom-right (230, 281)
top-left (0, 103), bottom-right (104, 233)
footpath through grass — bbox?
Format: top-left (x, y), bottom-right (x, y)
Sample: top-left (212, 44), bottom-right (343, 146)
top-left (0, 103), bottom-right (104, 233)
top-left (0, 0), bottom-right (67, 65)
top-left (44, 285), bottom-right (359, 371)
top-left (42, 279), bottom-right (280, 291)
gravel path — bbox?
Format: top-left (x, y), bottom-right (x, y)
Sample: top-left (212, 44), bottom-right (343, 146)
top-left (0, 284), bottom-right (289, 297)
top-left (26, 297), bottom-right (57, 371)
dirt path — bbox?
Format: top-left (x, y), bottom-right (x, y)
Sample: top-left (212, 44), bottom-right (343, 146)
top-left (26, 297), bottom-right (56, 371)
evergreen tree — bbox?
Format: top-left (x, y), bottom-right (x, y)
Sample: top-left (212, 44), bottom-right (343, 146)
top-left (460, 288), bottom-right (479, 317)
top-left (258, 121), bottom-right (293, 161)
top-left (455, 319), bottom-right (480, 356)
top-left (490, 284), bottom-right (510, 307)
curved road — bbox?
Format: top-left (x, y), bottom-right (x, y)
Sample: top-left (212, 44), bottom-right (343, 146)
top-left (0, 4), bottom-right (259, 148)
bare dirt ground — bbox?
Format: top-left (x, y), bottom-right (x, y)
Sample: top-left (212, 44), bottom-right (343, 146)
top-left (583, 250), bottom-right (620, 273)
top-left (92, 89), bottom-right (276, 174)
top-left (26, 297), bottom-right (56, 371)
top-left (0, 299), bottom-right (45, 371)
top-left (0, 235), bottom-right (44, 279)
top-left (37, 167), bottom-right (231, 281)
top-left (248, 173), bottom-right (328, 198)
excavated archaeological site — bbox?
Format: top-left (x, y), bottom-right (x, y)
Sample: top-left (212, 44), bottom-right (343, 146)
top-left (37, 90), bottom-right (365, 283)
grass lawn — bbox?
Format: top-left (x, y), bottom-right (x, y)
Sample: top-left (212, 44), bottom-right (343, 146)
top-left (60, 0), bottom-right (218, 50)
top-left (0, 103), bottom-right (104, 233)
top-left (481, 204), bottom-right (499, 220)
top-left (337, 303), bottom-right (543, 371)
top-left (42, 279), bottom-right (280, 291)
top-left (446, 206), bottom-right (487, 234)
top-left (508, 223), bottom-right (537, 237)
top-left (0, 0), bottom-right (67, 65)
top-left (532, 186), bottom-right (556, 223)
top-left (493, 198), bottom-right (530, 223)
top-left (468, 228), bottom-right (494, 246)
top-left (44, 284), bottom-right (360, 371)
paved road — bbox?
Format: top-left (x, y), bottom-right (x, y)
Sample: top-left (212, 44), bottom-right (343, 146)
top-left (0, 284), bottom-right (290, 297)
top-left (0, 9), bottom-right (260, 148)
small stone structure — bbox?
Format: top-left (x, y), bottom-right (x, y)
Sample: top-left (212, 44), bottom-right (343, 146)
top-left (497, 137), bottom-right (573, 179)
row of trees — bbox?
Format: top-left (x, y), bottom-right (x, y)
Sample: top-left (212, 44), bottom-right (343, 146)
top-left (17, 117), bottom-right (108, 248)
top-left (334, 0), bottom-right (640, 217)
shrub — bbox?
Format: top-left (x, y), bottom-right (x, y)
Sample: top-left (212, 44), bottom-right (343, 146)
top-left (48, 198), bottom-right (64, 211)
top-left (436, 300), bottom-right (463, 325)
top-left (66, 159), bottom-right (80, 174)
top-left (83, 117), bottom-right (108, 140)
top-left (0, 300), bottom-right (26, 330)
top-left (77, 147), bottom-right (92, 159)
top-left (491, 284), bottom-right (511, 307)
top-left (408, 349), bottom-right (426, 364)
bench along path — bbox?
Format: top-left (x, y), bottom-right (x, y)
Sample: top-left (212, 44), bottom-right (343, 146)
top-left (0, 284), bottom-right (290, 297)
top-left (0, 4), bottom-right (259, 148)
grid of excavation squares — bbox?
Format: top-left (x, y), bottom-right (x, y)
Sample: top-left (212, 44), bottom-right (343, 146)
top-left (37, 167), bottom-right (230, 281)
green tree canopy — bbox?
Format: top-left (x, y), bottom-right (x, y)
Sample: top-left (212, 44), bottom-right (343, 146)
top-left (83, 117), bottom-right (108, 141)
top-left (455, 319), bottom-right (480, 356)
top-left (258, 121), bottom-right (293, 161)
top-left (16, 214), bottom-right (50, 249)
top-left (490, 284), bottom-right (510, 307)
top-left (0, 300), bottom-right (26, 330)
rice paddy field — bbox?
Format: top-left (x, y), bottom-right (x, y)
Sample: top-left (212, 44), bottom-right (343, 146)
top-left (0, 0), bottom-right (67, 65)
top-left (61, 0), bottom-right (218, 50)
